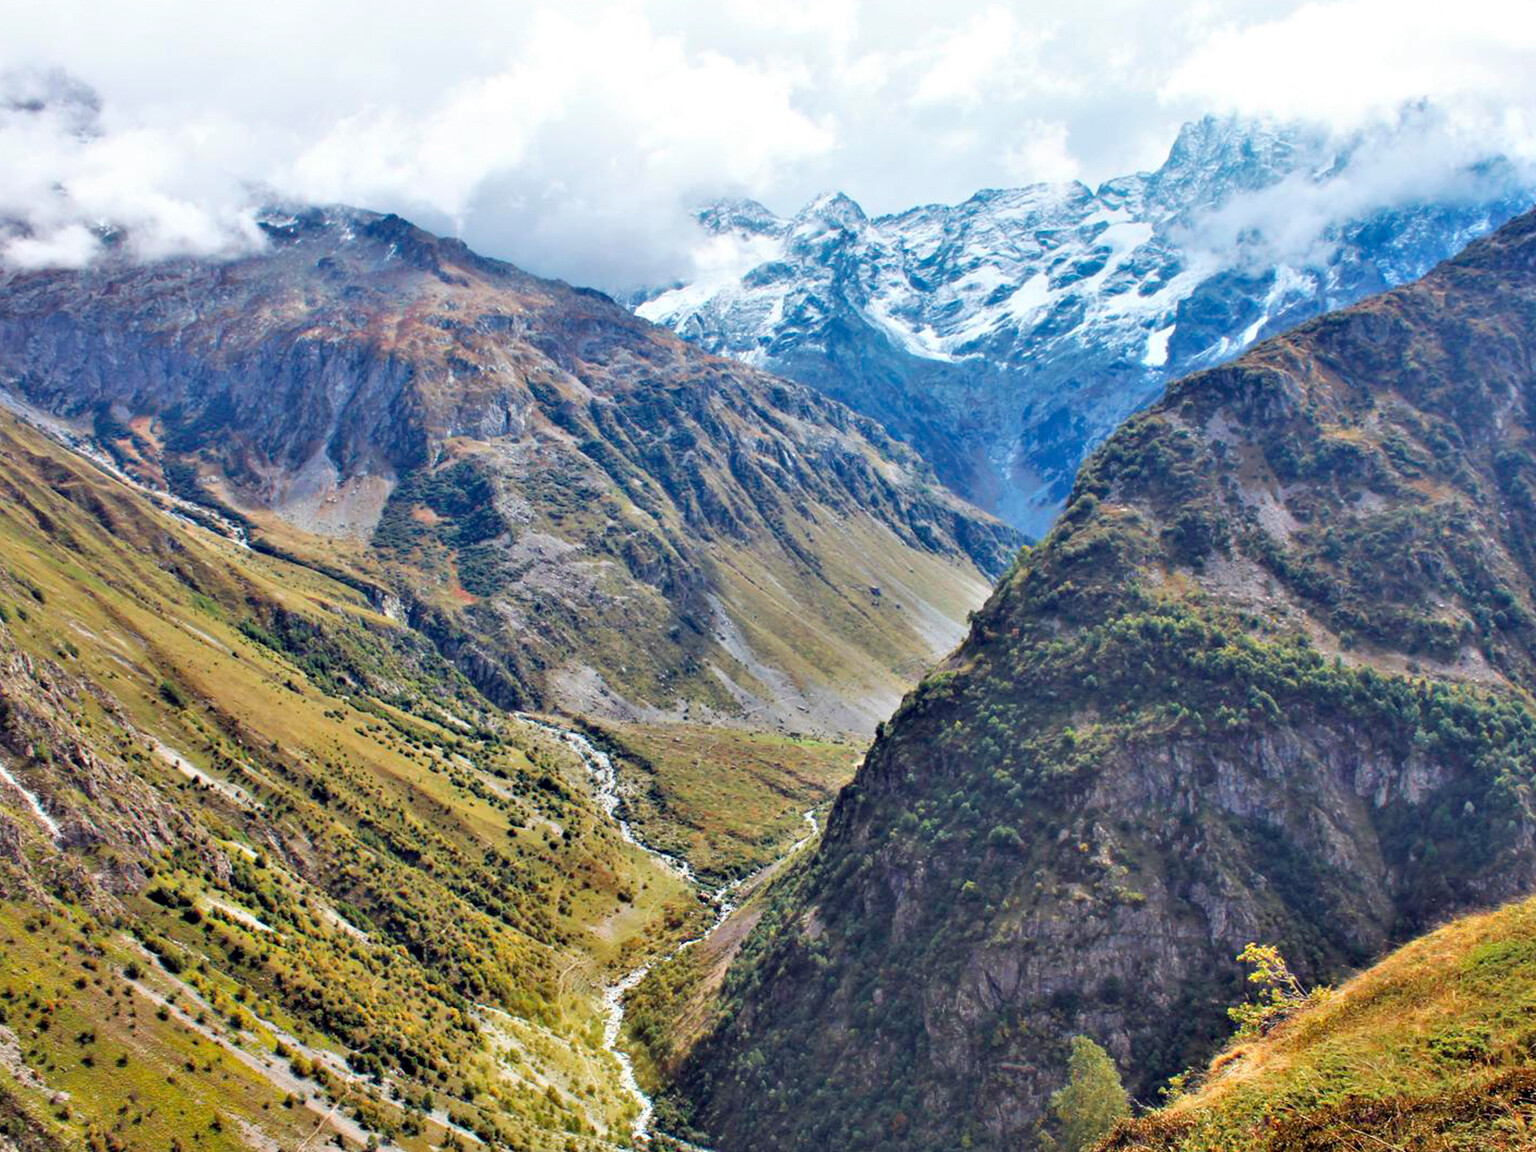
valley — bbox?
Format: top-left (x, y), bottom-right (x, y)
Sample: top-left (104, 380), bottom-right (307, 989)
top-left (3, 55), bottom-right (1536, 1152)
top-left (0, 207), bottom-right (1014, 736)
top-left (0, 400), bottom-right (843, 1151)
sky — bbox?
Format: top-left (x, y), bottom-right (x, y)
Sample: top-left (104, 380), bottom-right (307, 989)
top-left (3, 0), bottom-right (1536, 288)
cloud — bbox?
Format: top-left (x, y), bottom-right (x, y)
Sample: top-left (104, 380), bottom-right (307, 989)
top-left (280, 10), bottom-right (833, 286)
top-left (1163, 0), bottom-right (1536, 139)
top-left (1, 1), bottom-right (1533, 288)
top-left (1170, 105), bottom-right (1536, 274)
top-left (0, 69), bottom-right (265, 268)
top-left (909, 7), bottom-right (1042, 109)
top-left (1002, 120), bottom-right (1081, 185)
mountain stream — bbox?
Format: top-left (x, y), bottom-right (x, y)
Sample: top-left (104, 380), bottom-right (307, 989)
top-left (515, 715), bottom-right (821, 1146)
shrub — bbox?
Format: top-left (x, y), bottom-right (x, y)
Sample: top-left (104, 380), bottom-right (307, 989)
top-left (1039, 1035), bottom-right (1130, 1152)
top-left (1228, 942), bottom-right (1330, 1037)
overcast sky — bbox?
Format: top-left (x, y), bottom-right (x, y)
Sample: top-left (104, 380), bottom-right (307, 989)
top-left (3, 0), bottom-right (1535, 287)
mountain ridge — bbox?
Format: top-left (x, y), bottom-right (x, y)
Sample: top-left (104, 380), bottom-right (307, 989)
top-left (636, 113), bottom-right (1534, 535)
top-left (0, 204), bottom-right (1018, 736)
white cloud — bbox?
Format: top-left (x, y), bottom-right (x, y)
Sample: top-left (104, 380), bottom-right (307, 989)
top-left (1164, 0), bottom-right (1536, 138)
top-left (1002, 120), bottom-right (1081, 185)
top-left (0, 0), bottom-right (1532, 287)
top-left (910, 7), bottom-right (1038, 108)
top-left (0, 70), bottom-right (264, 268)
top-left (1180, 113), bottom-right (1532, 271)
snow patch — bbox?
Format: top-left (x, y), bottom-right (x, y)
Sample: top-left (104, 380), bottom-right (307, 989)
top-left (1143, 324), bottom-right (1175, 368)
top-left (0, 762), bottom-right (62, 842)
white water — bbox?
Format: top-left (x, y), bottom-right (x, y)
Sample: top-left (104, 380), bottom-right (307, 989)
top-left (0, 762), bottom-right (63, 842)
top-left (515, 714), bottom-right (821, 1146)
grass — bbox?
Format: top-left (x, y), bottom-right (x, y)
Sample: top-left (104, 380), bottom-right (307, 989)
top-left (593, 721), bottom-right (857, 882)
top-left (0, 409), bottom-right (712, 1150)
top-left (1102, 894), bottom-right (1536, 1151)
top-left (0, 900), bottom-right (312, 1152)
top-left (709, 512), bottom-right (993, 733)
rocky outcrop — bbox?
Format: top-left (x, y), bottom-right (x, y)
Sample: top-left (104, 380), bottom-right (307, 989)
top-left (670, 209), bottom-right (1536, 1150)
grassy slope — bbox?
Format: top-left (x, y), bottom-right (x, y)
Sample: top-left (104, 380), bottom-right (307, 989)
top-left (708, 512), bottom-right (993, 733)
top-left (0, 408), bottom-right (709, 1151)
top-left (591, 722), bottom-right (857, 882)
top-left (1102, 895), bottom-right (1536, 1151)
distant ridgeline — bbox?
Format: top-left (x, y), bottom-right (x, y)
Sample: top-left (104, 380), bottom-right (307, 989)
top-left (665, 208), bottom-right (1536, 1151)
top-left (637, 114), bottom-right (1535, 536)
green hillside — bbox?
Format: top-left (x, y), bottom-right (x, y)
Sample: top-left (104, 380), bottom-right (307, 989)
top-left (0, 405), bottom-right (713, 1150)
top-left (1102, 895), bottom-right (1536, 1152)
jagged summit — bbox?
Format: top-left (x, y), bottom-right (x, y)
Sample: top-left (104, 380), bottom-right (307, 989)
top-left (636, 114), bottom-right (1534, 536)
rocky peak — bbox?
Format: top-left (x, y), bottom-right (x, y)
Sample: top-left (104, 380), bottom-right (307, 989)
top-left (1145, 113), bottom-right (1325, 217)
top-left (635, 114), bottom-right (1534, 537)
top-left (668, 206), bottom-right (1536, 1152)
top-left (697, 197), bottom-right (788, 238)
top-left (796, 191), bottom-right (868, 232)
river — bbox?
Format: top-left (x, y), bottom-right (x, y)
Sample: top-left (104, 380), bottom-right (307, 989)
top-left (515, 714), bottom-right (821, 1146)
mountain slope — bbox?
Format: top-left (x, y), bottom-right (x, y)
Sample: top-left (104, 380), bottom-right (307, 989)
top-left (0, 207), bottom-right (1017, 736)
top-left (1103, 893), bottom-right (1536, 1151)
top-left (664, 207), bottom-right (1536, 1152)
top-left (637, 115), bottom-right (1533, 535)
top-left (0, 403), bottom-right (712, 1150)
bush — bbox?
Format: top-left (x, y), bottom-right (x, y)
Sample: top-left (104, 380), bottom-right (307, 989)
top-left (1039, 1035), bottom-right (1130, 1152)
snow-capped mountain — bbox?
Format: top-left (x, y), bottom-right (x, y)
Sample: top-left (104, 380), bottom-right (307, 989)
top-left (636, 115), bottom-right (1534, 536)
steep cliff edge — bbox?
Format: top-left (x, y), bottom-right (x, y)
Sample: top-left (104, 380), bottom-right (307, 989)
top-left (0, 207), bottom-right (1017, 734)
top-left (668, 209), bottom-right (1536, 1151)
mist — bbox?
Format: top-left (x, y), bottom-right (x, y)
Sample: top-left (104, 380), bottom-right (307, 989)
top-left (3, 0), bottom-right (1535, 289)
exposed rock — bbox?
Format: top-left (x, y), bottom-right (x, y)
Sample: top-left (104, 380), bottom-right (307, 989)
top-left (637, 115), bottom-right (1533, 535)
top-left (672, 208), bottom-right (1536, 1151)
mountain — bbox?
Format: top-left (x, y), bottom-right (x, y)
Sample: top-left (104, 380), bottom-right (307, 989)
top-left (0, 401), bottom-right (711, 1150)
top-left (635, 114), bottom-right (1534, 536)
top-left (0, 206), bottom-right (1017, 737)
top-left (659, 207), bottom-right (1536, 1151)
top-left (1103, 893), bottom-right (1536, 1151)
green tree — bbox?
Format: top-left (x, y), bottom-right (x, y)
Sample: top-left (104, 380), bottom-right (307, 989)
top-left (1039, 1035), bottom-right (1130, 1152)
top-left (1227, 942), bottom-right (1327, 1037)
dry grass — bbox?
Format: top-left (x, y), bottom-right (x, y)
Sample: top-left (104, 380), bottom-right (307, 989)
top-left (596, 720), bottom-right (857, 880)
top-left (1103, 896), bottom-right (1536, 1151)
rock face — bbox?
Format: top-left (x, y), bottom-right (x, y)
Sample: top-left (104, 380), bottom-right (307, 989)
top-left (636, 115), bottom-right (1534, 535)
top-left (0, 207), bottom-right (1018, 732)
top-left (669, 209), bottom-right (1536, 1151)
